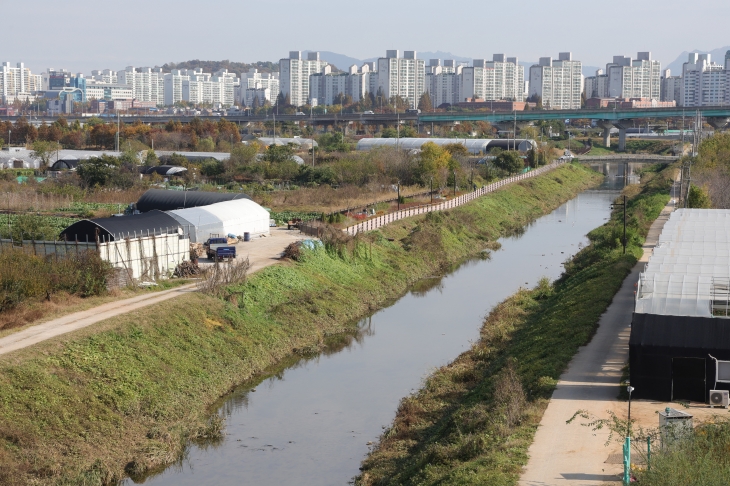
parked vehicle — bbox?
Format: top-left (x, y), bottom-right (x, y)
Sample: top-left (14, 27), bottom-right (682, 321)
top-left (287, 218), bottom-right (302, 230)
top-left (363, 110), bottom-right (375, 115)
top-left (405, 108), bottom-right (421, 114)
top-left (204, 236), bottom-right (231, 259)
top-left (215, 246), bottom-right (236, 262)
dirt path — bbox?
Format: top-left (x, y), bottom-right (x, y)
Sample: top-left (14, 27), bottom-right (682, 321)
top-left (0, 227), bottom-right (306, 357)
top-left (518, 180), bottom-right (691, 486)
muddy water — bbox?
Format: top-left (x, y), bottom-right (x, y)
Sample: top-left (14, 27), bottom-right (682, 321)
top-left (136, 185), bottom-right (621, 486)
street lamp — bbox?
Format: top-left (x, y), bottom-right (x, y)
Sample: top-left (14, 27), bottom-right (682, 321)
top-left (623, 384), bottom-right (635, 486)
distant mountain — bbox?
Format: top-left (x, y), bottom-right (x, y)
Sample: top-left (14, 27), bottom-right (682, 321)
top-left (302, 51), bottom-right (364, 71)
top-left (665, 46), bottom-right (730, 76)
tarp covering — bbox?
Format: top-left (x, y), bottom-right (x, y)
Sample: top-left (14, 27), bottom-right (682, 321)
top-left (630, 312), bottom-right (730, 401)
top-left (167, 199), bottom-right (270, 243)
top-left (60, 210), bottom-right (181, 242)
top-left (136, 189), bottom-right (251, 212)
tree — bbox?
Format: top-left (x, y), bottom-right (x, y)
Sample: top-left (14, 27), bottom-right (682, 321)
top-left (418, 92), bottom-right (433, 112)
top-left (200, 159), bottom-right (225, 177)
top-left (443, 143), bottom-right (468, 158)
top-left (77, 155), bottom-right (120, 188)
top-left (416, 142), bottom-right (452, 185)
top-left (688, 184), bottom-right (712, 208)
top-left (197, 136), bottom-right (215, 152)
top-left (494, 151), bottom-right (524, 175)
top-left (145, 150), bottom-right (159, 166)
top-left (262, 144), bottom-right (295, 163)
top-left (31, 140), bottom-right (59, 169)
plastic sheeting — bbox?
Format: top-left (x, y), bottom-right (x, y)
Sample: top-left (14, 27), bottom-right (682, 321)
top-left (136, 189), bottom-right (251, 212)
top-left (636, 209), bottom-right (730, 317)
top-left (167, 199), bottom-right (270, 243)
top-left (355, 138), bottom-right (535, 154)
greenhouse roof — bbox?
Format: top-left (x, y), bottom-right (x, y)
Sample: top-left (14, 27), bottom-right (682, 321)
top-left (355, 138), bottom-right (535, 154)
top-left (636, 209), bottom-right (730, 317)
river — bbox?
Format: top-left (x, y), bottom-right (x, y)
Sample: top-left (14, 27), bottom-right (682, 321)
top-left (135, 181), bottom-right (622, 486)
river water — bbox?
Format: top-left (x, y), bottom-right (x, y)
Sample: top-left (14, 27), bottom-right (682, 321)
top-left (136, 181), bottom-right (622, 486)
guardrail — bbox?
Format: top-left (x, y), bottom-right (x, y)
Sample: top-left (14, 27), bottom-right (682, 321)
top-left (343, 160), bottom-right (565, 236)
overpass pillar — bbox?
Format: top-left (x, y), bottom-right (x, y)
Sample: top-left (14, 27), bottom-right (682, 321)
top-left (614, 121), bottom-right (630, 152)
top-left (597, 121), bottom-right (613, 148)
top-left (707, 117), bottom-right (730, 130)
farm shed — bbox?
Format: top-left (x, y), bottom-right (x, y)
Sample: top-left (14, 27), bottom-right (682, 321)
top-left (356, 138), bottom-right (535, 154)
top-left (167, 199), bottom-right (270, 243)
top-left (135, 189), bottom-right (251, 212)
top-left (142, 165), bottom-right (188, 176)
top-left (56, 210), bottom-right (189, 281)
top-left (60, 210), bottom-right (181, 242)
top-left (631, 209), bottom-right (730, 403)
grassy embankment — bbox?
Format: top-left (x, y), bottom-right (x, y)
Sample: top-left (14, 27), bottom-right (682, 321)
top-left (0, 163), bottom-right (600, 485)
top-left (356, 164), bottom-right (673, 486)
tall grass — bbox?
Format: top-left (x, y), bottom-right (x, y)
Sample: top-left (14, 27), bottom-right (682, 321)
top-left (355, 164), bottom-right (673, 485)
top-left (637, 419), bottom-right (730, 485)
top-left (0, 164), bottom-right (601, 485)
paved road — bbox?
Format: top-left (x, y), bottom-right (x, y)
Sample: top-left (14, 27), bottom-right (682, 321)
top-left (518, 181), bottom-right (679, 486)
top-left (0, 228), bottom-right (305, 357)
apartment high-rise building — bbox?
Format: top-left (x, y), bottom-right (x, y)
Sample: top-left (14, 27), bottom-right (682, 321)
top-left (605, 52), bottom-right (661, 99)
top-left (425, 60), bottom-right (462, 107)
top-left (0, 62), bottom-right (42, 103)
top-left (528, 53), bottom-right (583, 109)
top-left (680, 52), bottom-right (730, 107)
top-left (584, 69), bottom-right (609, 98)
top-left (179, 68), bottom-right (238, 107)
top-left (459, 55), bottom-right (525, 103)
top-left (119, 66), bottom-right (165, 105)
top-left (376, 50), bottom-right (425, 109)
top-left (279, 51), bottom-right (328, 106)
top-left (236, 68), bottom-right (279, 106)
top-left (163, 70), bottom-right (190, 106)
top-left (90, 69), bottom-right (118, 84)
top-left (309, 64), bottom-right (377, 106)
top-left (661, 69), bottom-right (681, 103)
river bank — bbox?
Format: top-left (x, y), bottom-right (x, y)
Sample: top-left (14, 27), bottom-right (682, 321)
top-left (355, 164), bottom-right (673, 486)
top-left (0, 163), bottom-right (601, 485)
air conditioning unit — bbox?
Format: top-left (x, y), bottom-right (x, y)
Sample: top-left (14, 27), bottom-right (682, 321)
top-left (710, 390), bottom-right (729, 408)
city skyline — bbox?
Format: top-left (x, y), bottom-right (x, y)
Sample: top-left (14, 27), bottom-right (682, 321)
top-left (4, 0), bottom-right (730, 74)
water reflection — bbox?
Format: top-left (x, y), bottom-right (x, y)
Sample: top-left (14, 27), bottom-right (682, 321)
top-left (136, 186), bottom-right (622, 486)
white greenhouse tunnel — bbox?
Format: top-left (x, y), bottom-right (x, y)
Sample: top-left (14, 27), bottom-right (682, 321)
top-left (167, 199), bottom-right (271, 243)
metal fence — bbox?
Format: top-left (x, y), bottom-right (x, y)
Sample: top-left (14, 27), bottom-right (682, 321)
top-left (343, 161), bottom-right (565, 236)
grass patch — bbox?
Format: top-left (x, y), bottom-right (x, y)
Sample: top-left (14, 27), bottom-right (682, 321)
top-left (355, 164), bottom-right (672, 485)
top-left (0, 164), bottom-right (602, 485)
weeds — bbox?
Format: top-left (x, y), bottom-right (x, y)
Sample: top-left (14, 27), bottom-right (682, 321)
top-left (0, 164), bottom-right (601, 484)
top-left (355, 164), bottom-right (673, 485)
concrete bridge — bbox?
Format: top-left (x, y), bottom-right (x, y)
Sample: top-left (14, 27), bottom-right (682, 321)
top-left (576, 154), bottom-right (679, 162)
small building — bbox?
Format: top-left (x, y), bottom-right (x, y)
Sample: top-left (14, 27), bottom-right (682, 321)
top-left (59, 210), bottom-right (189, 281)
top-left (631, 209), bottom-right (730, 403)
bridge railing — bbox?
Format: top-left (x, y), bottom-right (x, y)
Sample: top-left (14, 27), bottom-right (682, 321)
top-left (577, 154), bottom-right (679, 161)
top-left (343, 161), bottom-right (565, 236)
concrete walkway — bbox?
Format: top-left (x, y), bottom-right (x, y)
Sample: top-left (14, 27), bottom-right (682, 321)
top-left (0, 227), bottom-right (306, 357)
top-left (518, 181), bottom-right (679, 486)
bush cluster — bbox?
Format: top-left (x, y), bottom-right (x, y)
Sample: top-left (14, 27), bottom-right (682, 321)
top-left (0, 248), bottom-right (111, 311)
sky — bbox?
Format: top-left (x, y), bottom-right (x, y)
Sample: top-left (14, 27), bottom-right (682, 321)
top-left (4, 0), bottom-right (730, 74)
